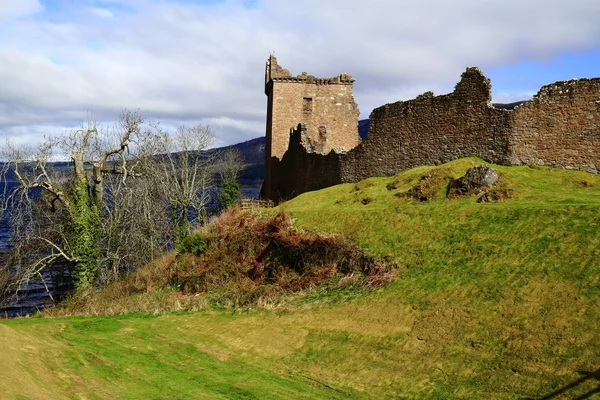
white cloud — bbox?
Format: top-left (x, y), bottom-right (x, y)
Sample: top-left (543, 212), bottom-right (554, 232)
top-left (0, 0), bottom-right (41, 19)
top-left (0, 0), bottom-right (599, 149)
top-left (90, 7), bottom-right (114, 18)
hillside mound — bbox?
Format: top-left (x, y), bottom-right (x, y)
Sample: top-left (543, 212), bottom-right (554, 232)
top-left (51, 209), bottom-right (394, 315)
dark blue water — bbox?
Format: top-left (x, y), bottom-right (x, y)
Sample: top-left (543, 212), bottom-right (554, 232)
top-left (0, 270), bottom-right (69, 318)
top-left (0, 180), bottom-right (15, 252)
top-left (0, 184), bottom-right (261, 317)
top-left (0, 179), bottom-right (66, 317)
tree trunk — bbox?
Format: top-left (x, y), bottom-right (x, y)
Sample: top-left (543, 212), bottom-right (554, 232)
top-left (73, 151), bottom-right (88, 187)
top-left (69, 151), bottom-right (101, 290)
top-left (92, 162), bottom-right (104, 207)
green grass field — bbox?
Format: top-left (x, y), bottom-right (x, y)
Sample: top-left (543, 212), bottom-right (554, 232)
top-left (2, 158), bottom-right (599, 399)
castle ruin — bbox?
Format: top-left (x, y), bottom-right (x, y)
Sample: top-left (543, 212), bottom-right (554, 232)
top-left (263, 57), bottom-right (600, 202)
top-left (263, 55), bottom-right (361, 199)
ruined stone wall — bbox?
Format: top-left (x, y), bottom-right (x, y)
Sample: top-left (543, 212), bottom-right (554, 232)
top-left (269, 125), bottom-right (342, 201)
top-left (269, 68), bottom-right (514, 200)
top-left (268, 81), bottom-right (360, 158)
top-left (339, 68), bottom-right (514, 182)
top-left (511, 78), bottom-right (600, 173)
top-left (264, 63), bottom-right (600, 202)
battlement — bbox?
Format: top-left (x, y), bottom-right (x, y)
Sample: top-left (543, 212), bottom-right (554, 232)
top-left (530, 77), bottom-right (600, 103)
top-left (265, 55), bottom-right (354, 94)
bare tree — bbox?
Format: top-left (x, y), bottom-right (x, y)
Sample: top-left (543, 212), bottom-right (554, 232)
top-left (96, 167), bottom-right (170, 284)
top-left (216, 148), bottom-right (245, 182)
top-left (0, 110), bottom-right (144, 292)
top-left (0, 110), bottom-right (219, 298)
top-left (141, 123), bottom-right (217, 247)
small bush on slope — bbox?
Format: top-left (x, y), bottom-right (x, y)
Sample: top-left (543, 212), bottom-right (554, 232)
top-left (173, 210), bottom-right (394, 307)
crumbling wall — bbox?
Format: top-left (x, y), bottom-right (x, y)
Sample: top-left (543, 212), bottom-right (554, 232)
top-left (511, 78), bottom-right (600, 173)
top-left (268, 79), bottom-right (360, 158)
top-left (269, 125), bottom-right (342, 201)
top-left (339, 68), bottom-right (514, 183)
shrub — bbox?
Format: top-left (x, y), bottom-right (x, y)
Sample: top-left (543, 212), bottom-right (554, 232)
top-left (168, 210), bottom-right (397, 307)
top-left (177, 234), bottom-right (208, 255)
top-left (218, 167), bottom-right (241, 210)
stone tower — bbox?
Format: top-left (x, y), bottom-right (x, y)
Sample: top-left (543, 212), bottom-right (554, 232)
top-left (262, 55), bottom-right (361, 200)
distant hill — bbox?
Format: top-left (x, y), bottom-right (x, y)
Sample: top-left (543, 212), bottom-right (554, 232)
top-left (358, 119), bottom-right (370, 140)
top-left (492, 101), bottom-right (527, 110)
top-left (213, 137), bottom-right (265, 165)
top-left (1, 108), bottom-right (524, 188)
top-left (212, 137), bottom-right (265, 186)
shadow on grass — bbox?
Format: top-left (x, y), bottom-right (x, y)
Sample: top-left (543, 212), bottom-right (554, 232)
top-left (525, 370), bottom-right (600, 400)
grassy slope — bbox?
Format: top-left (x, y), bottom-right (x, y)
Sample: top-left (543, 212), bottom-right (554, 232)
top-left (2, 158), bottom-right (600, 399)
top-left (281, 158), bottom-right (600, 398)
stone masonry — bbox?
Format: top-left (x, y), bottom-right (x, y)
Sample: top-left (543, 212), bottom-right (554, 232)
top-left (338, 68), bottom-right (514, 183)
top-left (262, 55), bottom-right (361, 199)
top-left (512, 79), bottom-right (600, 173)
top-left (263, 57), bottom-right (600, 202)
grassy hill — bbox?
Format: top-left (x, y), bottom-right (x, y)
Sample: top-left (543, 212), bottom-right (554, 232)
top-left (1, 158), bottom-right (599, 399)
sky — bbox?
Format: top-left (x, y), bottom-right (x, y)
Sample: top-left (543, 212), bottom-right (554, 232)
top-left (1, 0), bottom-right (600, 149)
